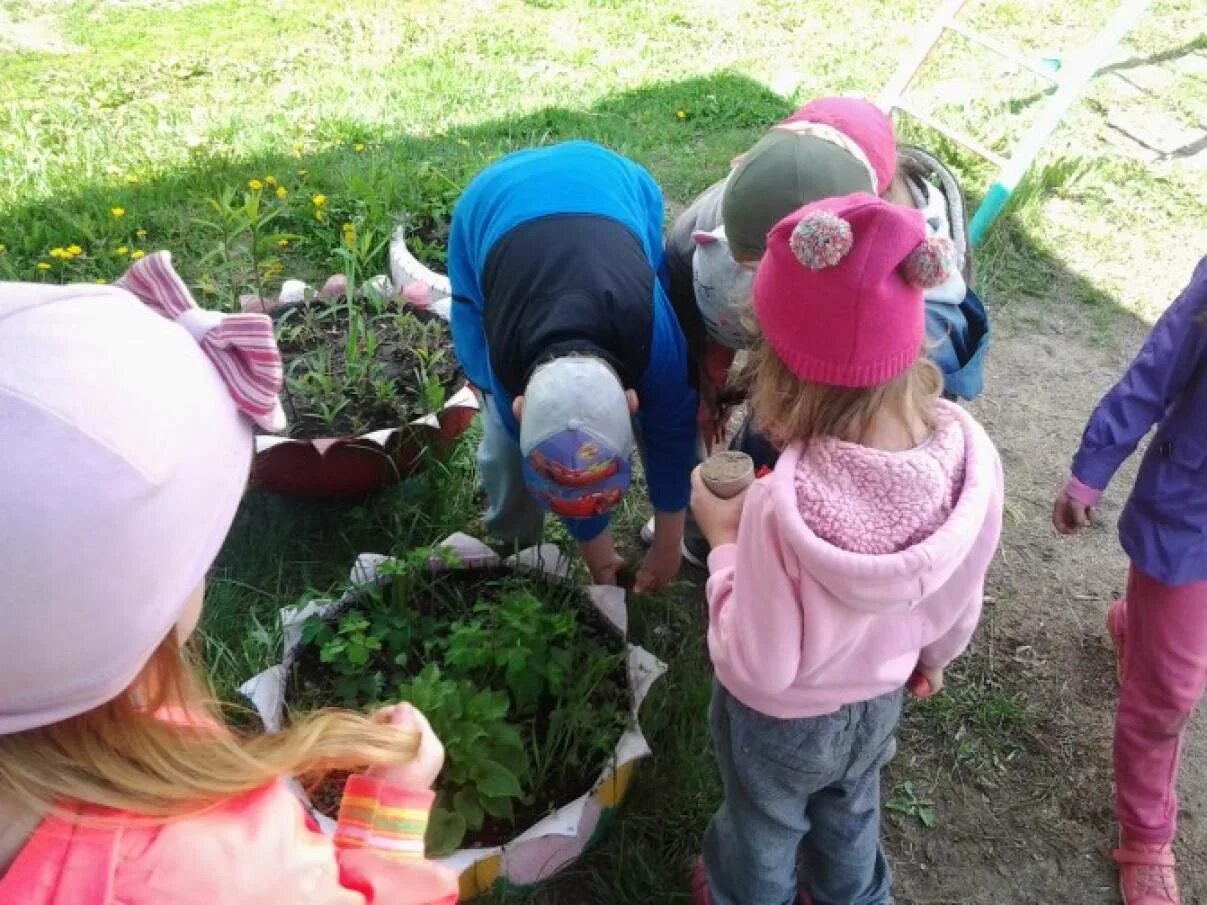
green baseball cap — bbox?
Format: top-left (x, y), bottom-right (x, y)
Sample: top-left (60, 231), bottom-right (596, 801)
top-left (721, 130), bottom-right (876, 263)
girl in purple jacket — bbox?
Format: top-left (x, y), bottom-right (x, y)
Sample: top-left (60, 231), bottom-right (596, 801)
top-left (1053, 256), bottom-right (1207, 905)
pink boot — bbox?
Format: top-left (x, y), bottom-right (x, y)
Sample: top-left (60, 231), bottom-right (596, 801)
top-left (1113, 839), bottom-right (1180, 904)
top-left (1107, 598), bottom-right (1127, 682)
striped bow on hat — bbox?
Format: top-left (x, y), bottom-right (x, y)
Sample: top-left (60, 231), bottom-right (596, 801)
top-left (115, 251), bottom-right (286, 432)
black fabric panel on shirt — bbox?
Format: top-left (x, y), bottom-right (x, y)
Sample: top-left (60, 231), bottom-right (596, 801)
top-left (481, 214), bottom-right (654, 397)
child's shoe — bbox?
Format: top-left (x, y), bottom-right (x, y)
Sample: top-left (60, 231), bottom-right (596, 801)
top-left (690, 859), bottom-right (711, 905)
top-left (1107, 598), bottom-right (1127, 682)
top-left (640, 516), bottom-right (709, 568)
top-left (1113, 839), bottom-right (1180, 904)
top-left (690, 858), bottom-right (813, 905)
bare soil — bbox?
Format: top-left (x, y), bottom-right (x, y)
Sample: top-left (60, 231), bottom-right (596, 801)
top-left (884, 286), bottom-right (1206, 904)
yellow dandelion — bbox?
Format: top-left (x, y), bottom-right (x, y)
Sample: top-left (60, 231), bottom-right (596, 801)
top-left (136, 228), bottom-right (147, 239)
top-left (125, 175), bottom-right (139, 185)
top-left (277, 238), bottom-right (290, 248)
top-left (248, 179), bottom-right (264, 191)
top-left (314, 211), bottom-right (326, 223)
top-left (354, 143), bottom-right (365, 153)
top-left (116, 245), bottom-right (129, 256)
top-left (276, 186), bottom-right (288, 199)
top-left (66, 244), bottom-right (83, 256)
top-left (676, 109), bottom-right (688, 120)
top-left (292, 142), bottom-right (304, 155)
top-left (95, 278), bottom-right (108, 284)
top-left (130, 250), bottom-right (145, 261)
top-left (311, 193), bottom-right (327, 207)
top-left (36, 262), bottom-right (51, 271)
top-left (265, 175), bottom-right (277, 187)
top-left (111, 207), bottom-right (126, 218)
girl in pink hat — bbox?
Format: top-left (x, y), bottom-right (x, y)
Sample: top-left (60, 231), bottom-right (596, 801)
top-left (689, 195), bottom-right (1004, 905)
top-left (0, 254), bottom-right (457, 903)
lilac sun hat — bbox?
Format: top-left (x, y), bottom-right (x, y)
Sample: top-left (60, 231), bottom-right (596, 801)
top-left (0, 253), bottom-right (284, 734)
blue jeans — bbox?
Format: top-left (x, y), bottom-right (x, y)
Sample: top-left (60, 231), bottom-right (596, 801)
top-left (476, 394), bottom-right (546, 548)
top-left (703, 684), bottom-right (902, 905)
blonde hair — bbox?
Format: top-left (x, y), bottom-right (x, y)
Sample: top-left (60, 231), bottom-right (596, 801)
top-left (746, 339), bottom-right (942, 448)
top-left (0, 634), bottom-right (419, 822)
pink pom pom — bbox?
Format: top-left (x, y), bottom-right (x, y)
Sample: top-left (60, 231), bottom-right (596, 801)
top-left (788, 211), bottom-right (853, 270)
top-left (901, 236), bottom-right (956, 289)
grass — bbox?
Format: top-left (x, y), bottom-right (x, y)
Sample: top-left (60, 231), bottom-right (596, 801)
top-left (3, 0), bottom-right (1205, 901)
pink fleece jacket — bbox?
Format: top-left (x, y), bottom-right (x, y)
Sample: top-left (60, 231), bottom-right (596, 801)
top-left (0, 776), bottom-right (458, 904)
top-left (707, 401), bottom-right (1004, 719)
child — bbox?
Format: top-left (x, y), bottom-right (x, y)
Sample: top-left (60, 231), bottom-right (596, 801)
top-left (674, 99), bottom-right (988, 413)
top-left (0, 254), bottom-right (458, 903)
top-left (650, 97), bottom-right (990, 566)
top-left (448, 140), bottom-right (697, 592)
top-left (690, 196), bottom-right (1004, 905)
top-left (663, 96), bottom-right (900, 449)
top-left (1052, 257), bottom-right (1207, 905)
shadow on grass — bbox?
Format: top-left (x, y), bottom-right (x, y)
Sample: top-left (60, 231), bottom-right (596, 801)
top-left (2, 69), bottom-right (1165, 904)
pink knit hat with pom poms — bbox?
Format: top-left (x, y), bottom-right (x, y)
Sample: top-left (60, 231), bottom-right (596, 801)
top-left (753, 192), bottom-right (955, 388)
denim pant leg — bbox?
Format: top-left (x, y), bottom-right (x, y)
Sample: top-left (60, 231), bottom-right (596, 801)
top-left (802, 691), bottom-right (903, 905)
top-left (703, 685), bottom-right (824, 905)
top-left (476, 394), bottom-right (546, 548)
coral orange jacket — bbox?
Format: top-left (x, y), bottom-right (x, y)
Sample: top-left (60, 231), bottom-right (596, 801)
top-left (0, 775), bottom-right (458, 904)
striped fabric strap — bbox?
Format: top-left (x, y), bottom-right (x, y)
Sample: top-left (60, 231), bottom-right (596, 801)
top-left (115, 251), bottom-right (286, 432)
top-left (334, 774), bottom-right (433, 860)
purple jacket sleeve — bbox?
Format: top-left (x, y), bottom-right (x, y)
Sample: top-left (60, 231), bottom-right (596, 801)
top-left (1070, 259), bottom-right (1207, 495)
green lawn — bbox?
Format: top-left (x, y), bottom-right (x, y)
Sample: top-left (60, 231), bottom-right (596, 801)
top-left (3, 0), bottom-right (1204, 901)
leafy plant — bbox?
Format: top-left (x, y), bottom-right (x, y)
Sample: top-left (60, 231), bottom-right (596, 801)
top-left (443, 588), bottom-right (575, 714)
top-left (293, 553), bottom-right (629, 857)
top-left (885, 781), bottom-right (938, 829)
top-left (396, 664), bottom-right (529, 855)
top-left (195, 184), bottom-right (293, 311)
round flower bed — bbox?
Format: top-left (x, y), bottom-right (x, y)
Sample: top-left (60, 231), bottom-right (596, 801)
top-left (241, 533), bottom-right (666, 899)
top-left (251, 286), bottom-right (476, 497)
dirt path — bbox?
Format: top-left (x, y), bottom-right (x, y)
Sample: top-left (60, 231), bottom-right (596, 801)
top-left (886, 282), bottom-right (1205, 904)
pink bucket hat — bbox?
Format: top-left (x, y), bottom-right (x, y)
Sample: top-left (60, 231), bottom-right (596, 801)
top-left (781, 97), bottom-right (897, 195)
top-left (0, 253), bottom-right (284, 734)
top-left (753, 193), bottom-right (955, 388)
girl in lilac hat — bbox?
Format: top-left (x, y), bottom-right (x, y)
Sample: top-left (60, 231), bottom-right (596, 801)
top-left (0, 254), bottom-right (456, 904)
top-left (689, 195), bottom-right (1003, 905)
top-left (1053, 256), bottom-right (1207, 905)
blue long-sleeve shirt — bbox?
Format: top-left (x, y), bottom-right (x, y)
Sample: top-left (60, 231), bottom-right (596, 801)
top-left (448, 141), bottom-right (698, 541)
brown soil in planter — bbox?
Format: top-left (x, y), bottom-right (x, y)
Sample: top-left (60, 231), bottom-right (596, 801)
top-left (276, 301), bottom-right (462, 440)
top-left (291, 566), bottom-right (629, 849)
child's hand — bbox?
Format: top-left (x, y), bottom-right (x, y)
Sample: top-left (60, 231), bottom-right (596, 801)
top-left (366, 703), bottom-right (445, 790)
top-left (1052, 490), bottom-right (1092, 535)
top-left (579, 532), bottom-right (625, 585)
top-left (635, 541), bottom-right (682, 593)
top-left (909, 664), bottom-right (944, 697)
top-left (690, 466), bottom-right (749, 548)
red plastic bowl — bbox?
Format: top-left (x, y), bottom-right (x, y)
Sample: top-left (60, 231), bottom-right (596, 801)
top-left (251, 388), bottom-right (478, 498)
